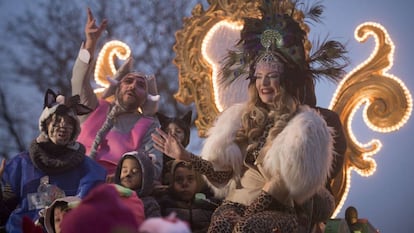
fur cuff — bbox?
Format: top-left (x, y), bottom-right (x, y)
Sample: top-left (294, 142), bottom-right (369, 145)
top-left (201, 104), bottom-right (246, 195)
top-left (201, 104), bottom-right (245, 173)
top-left (263, 106), bottom-right (333, 204)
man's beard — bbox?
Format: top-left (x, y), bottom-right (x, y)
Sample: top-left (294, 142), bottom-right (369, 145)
top-left (118, 98), bottom-right (139, 111)
top-left (116, 90), bottom-right (140, 112)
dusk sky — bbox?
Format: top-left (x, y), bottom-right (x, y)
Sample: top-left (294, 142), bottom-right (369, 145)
top-left (309, 1), bottom-right (414, 232)
top-left (1, 1), bottom-right (413, 232)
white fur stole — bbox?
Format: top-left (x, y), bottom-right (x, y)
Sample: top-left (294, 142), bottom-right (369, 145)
top-left (200, 103), bottom-right (245, 197)
top-left (262, 105), bottom-right (334, 203)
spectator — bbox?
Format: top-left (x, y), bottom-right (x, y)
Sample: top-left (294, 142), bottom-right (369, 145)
top-left (114, 151), bottom-right (161, 218)
top-left (43, 196), bottom-right (80, 233)
top-left (156, 111), bottom-right (192, 186)
top-left (157, 160), bottom-right (218, 233)
top-left (0, 89), bottom-right (106, 233)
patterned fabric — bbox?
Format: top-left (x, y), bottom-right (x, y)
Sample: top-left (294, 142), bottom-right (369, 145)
top-left (187, 153), bottom-right (300, 233)
top-left (208, 200), bottom-right (298, 233)
top-left (189, 154), bottom-right (232, 184)
top-left (244, 191), bottom-right (294, 217)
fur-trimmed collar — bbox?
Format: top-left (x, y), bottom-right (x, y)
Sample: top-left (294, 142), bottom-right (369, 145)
top-left (29, 140), bottom-right (85, 175)
top-left (201, 103), bottom-right (333, 202)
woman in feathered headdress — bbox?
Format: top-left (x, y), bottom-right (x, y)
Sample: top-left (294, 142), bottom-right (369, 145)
top-left (152, 0), bottom-right (348, 232)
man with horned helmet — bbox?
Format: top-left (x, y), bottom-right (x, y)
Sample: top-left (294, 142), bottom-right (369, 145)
top-left (71, 8), bottom-right (162, 181)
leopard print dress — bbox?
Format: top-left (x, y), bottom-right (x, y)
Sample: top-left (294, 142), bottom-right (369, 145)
top-left (188, 119), bottom-right (299, 233)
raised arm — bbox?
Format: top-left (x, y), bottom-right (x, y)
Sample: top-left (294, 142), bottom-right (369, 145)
top-left (83, 8), bottom-right (107, 57)
top-left (71, 8), bottom-right (108, 122)
top-left (151, 128), bottom-right (233, 185)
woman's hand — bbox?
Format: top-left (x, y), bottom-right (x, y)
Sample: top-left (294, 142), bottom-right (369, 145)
top-left (151, 128), bottom-right (191, 161)
top-left (84, 7), bottom-right (107, 52)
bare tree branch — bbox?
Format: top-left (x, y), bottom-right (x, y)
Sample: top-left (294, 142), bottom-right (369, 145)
top-left (0, 0), bottom-right (202, 157)
top-left (0, 86), bottom-right (26, 158)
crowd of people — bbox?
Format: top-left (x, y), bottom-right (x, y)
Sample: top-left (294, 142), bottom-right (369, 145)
top-left (0, 0), bottom-right (349, 232)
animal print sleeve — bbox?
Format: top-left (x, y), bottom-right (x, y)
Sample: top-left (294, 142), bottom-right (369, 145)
top-left (244, 191), bottom-right (294, 216)
top-left (189, 153), bottom-right (233, 184)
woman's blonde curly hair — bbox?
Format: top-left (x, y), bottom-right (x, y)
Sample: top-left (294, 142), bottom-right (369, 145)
top-left (235, 80), bottom-right (298, 158)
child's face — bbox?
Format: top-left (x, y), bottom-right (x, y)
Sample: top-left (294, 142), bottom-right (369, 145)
top-left (53, 206), bottom-right (66, 233)
top-left (166, 123), bottom-right (186, 145)
top-left (120, 157), bottom-right (142, 190)
top-left (173, 166), bottom-right (197, 202)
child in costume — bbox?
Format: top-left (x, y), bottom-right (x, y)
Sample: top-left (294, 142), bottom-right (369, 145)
top-left (0, 89), bottom-right (106, 233)
top-left (114, 151), bottom-right (161, 218)
top-left (43, 196), bottom-right (80, 233)
top-left (43, 185), bottom-right (144, 233)
top-left (152, 0), bottom-right (349, 232)
top-left (156, 111), bottom-right (192, 185)
top-left (157, 160), bottom-right (218, 233)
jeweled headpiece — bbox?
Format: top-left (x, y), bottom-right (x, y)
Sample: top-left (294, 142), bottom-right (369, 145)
top-left (221, 0), bottom-right (349, 99)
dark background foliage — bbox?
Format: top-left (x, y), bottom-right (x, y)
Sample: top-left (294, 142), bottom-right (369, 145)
top-left (0, 0), bottom-right (203, 158)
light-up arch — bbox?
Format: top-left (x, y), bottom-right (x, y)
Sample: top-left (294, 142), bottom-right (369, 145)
top-left (93, 40), bottom-right (131, 96)
top-left (328, 22), bottom-right (412, 216)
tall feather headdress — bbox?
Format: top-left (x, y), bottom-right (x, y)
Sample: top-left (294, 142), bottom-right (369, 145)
top-left (221, 0), bottom-right (349, 100)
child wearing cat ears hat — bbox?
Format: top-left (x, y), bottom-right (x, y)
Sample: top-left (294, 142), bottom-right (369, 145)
top-left (155, 111), bottom-right (192, 186)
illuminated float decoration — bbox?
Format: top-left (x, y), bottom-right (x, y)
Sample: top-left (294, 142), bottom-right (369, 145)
top-left (328, 22), bottom-right (412, 216)
top-left (93, 40), bottom-right (131, 98)
top-left (93, 0), bottom-right (412, 216)
top-left (171, 0), bottom-right (413, 216)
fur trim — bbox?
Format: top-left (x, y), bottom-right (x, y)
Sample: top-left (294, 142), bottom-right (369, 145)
top-left (29, 140), bottom-right (85, 175)
top-left (200, 103), bottom-right (246, 198)
top-left (262, 105), bottom-right (333, 204)
top-left (141, 74), bottom-right (160, 116)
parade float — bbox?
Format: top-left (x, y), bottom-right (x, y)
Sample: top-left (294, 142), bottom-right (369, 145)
top-left (92, 1), bottom-right (412, 232)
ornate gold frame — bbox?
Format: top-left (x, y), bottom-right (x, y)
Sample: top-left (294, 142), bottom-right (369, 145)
top-left (173, 0), bottom-right (413, 214)
top-left (173, 0), bottom-right (260, 136)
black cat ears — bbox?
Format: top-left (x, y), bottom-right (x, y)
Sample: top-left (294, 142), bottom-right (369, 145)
top-left (156, 110), bottom-right (192, 128)
top-left (43, 89), bottom-right (92, 116)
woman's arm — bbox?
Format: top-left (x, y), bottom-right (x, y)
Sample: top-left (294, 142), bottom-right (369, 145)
top-left (188, 153), bottom-right (233, 185)
top-left (243, 180), bottom-right (292, 216)
top-left (151, 128), bottom-right (233, 185)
